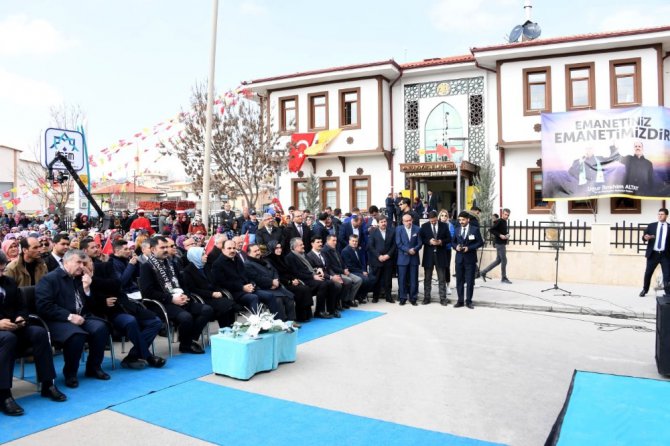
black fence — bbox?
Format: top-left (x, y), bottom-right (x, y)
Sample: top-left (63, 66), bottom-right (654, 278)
top-left (610, 221), bottom-right (648, 253)
top-left (478, 219), bottom-right (591, 249)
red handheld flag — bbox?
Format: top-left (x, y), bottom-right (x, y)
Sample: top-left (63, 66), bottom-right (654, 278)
top-left (101, 236), bottom-right (114, 255)
top-left (242, 231), bottom-right (250, 253)
top-left (204, 235), bottom-right (216, 255)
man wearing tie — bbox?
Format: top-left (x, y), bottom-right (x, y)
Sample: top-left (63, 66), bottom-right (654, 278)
top-left (341, 235), bottom-right (375, 303)
top-left (368, 216), bottom-right (396, 303)
top-left (452, 211), bottom-right (484, 309)
top-left (283, 210), bottom-right (312, 254)
top-left (44, 233), bottom-right (70, 272)
top-left (395, 214), bottom-right (422, 305)
top-left (420, 211), bottom-right (451, 305)
top-left (640, 208), bottom-right (670, 297)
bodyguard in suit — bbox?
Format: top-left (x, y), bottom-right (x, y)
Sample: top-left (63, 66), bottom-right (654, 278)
top-left (311, 213), bottom-right (330, 245)
top-left (44, 233), bottom-right (70, 272)
top-left (385, 193), bottom-right (396, 226)
top-left (283, 210), bottom-right (312, 254)
top-left (420, 211), bottom-right (451, 305)
top-left (426, 190), bottom-right (439, 213)
top-left (395, 214), bottom-right (422, 305)
top-left (1, 252), bottom-right (66, 416)
top-left (36, 249), bottom-right (111, 388)
top-left (367, 216), bottom-right (396, 303)
top-left (452, 211), bottom-right (484, 308)
top-left (640, 208), bottom-right (670, 297)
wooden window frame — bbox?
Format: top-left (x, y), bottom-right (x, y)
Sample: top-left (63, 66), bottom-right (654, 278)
top-left (568, 199), bottom-right (598, 214)
top-left (565, 62), bottom-right (595, 110)
top-left (523, 67), bottom-right (551, 116)
top-left (291, 178), bottom-right (307, 209)
top-left (308, 92), bottom-right (329, 132)
top-left (527, 168), bottom-right (551, 214)
top-left (279, 95), bottom-right (298, 134)
top-left (320, 177), bottom-right (339, 210)
top-left (339, 87), bottom-right (361, 129)
top-left (610, 197), bottom-right (642, 214)
top-left (349, 175), bottom-right (371, 210)
top-left (609, 58), bottom-right (641, 108)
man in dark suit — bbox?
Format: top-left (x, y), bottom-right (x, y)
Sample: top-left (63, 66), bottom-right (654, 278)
top-left (426, 190), bottom-right (439, 213)
top-left (285, 237), bottom-right (338, 318)
top-left (398, 197), bottom-right (420, 227)
top-left (36, 249), bottom-right (111, 388)
top-left (211, 240), bottom-right (278, 314)
top-left (368, 216), bottom-right (396, 303)
top-left (341, 234), bottom-right (375, 302)
top-left (322, 234), bottom-right (361, 307)
top-left (283, 210), bottom-right (312, 254)
top-left (385, 193), bottom-right (396, 226)
top-left (218, 202), bottom-right (236, 230)
top-left (311, 213), bottom-right (330, 245)
top-left (640, 208), bottom-right (670, 297)
top-left (395, 213), bottom-right (422, 305)
top-left (1, 252), bottom-right (66, 416)
top-left (256, 213), bottom-right (284, 251)
top-left (420, 211), bottom-right (451, 305)
top-left (452, 211), bottom-right (484, 309)
top-left (306, 236), bottom-right (347, 305)
top-left (44, 233), bottom-right (70, 272)
top-left (338, 215), bottom-right (368, 269)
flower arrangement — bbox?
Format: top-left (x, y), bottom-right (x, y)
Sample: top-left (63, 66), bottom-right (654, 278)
top-left (225, 304), bottom-right (294, 339)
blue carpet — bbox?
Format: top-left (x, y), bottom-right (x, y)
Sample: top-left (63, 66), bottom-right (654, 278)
top-left (113, 380), bottom-right (503, 446)
top-left (5, 309), bottom-right (384, 443)
top-left (554, 371), bottom-right (670, 445)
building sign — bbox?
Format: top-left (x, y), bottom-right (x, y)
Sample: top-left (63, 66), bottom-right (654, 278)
top-left (406, 171), bottom-right (455, 178)
top-left (43, 128), bottom-right (85, 172)
top-left (541, 107), bottom-right (670, 200)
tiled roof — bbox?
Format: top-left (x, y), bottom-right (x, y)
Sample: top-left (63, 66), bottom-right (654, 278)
top-left (400, 54), bottom-right (474, 69)
top-left (245, 59), bottom-right (401, 85)
top-left (471, 24), bottom-right (670, 53)
top-left (91, 182), bottom-right (162, 195)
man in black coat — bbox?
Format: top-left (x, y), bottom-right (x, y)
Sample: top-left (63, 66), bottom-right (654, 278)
top-left (245, 244), bottom-right (295, 321)
top-left (283, 210), bottom-right (312, 254)
top-left (311, 212), bottom-right (330, 245)
top-left (255, 213), bottom-right (284, 250)
top-left (341, 235), bottom-right (375, 302)
top-left (322, 234), bottom-right (361, 307)
top-left (452, 212), bottom-right (484, 309)
top-left (36, 249), bottom-right (111, 388)
top-left (640, 208), bottom-right (670, 297)
top-left (44, 233), bottom-right (70, 272)
top-left (367, 216), bottom-right (396, 303)
top-left (0, 253), bottom-right (66, 416)
top-left (285, 237), bottom-right (338, 318)
top-left (211, 240), bottom-right (278, 314)
top-left (218, 203), bottom-right (236, 230)
top-left (420, 211), bottom-right (452, 305)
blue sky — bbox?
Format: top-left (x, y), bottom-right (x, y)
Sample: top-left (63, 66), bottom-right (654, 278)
top-left (1, 0), bottom-right (669, 179)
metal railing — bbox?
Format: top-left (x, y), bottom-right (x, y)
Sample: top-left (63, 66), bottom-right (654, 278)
top-left (478, 219), bottom-right (591, 248)
top-left (610, 221), bottom-right (648, 253)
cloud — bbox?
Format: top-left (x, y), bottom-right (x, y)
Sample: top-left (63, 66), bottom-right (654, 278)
top-left (597, 7), bottom-right (670, 32)
top-left (0, 14), bottom-right (78, 56)
top-left (0, 68), bottom-right (62, 107)
top-left (239, 1), bottom-right (269, 16)
top-left (430, 0), bottom-right (518, 33)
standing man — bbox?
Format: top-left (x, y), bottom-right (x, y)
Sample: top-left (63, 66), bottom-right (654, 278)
top-left (399, 198), bottom-right (420, 227)
top-left (36, 250), bottom-right (111, 387)
top-left (45, 233), bottom-right (70, 272)
top-left (640, 208), bottom-right (670, 297)
top-left (452, 211), bottom-right (484, 309)
top-left (283, 210), bottom-right (312, 254)
top-left (219, 202), bottom-right (236, 231)
top-left (479, 208), bottom-right (512, 284)
top-left (426, 190), bottom-right (439, 213)
top-left (420, 211), bottom-right (451, 305)
top-left (367, 216), bottom-right (396, 303)
top-left (395, 214), bottom-right (422, 306)
top-left (385, 193), bottom-right (396, 226)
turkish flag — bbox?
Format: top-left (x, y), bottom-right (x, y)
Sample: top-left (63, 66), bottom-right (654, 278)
top-left (288, 133), bottom-right (315, 172)
top-left (102, 234), bottom-right (114, 255)
top-left (242, 231), bottom-right (250, 253)
top-left (204, 235), bottom-right (216, 255)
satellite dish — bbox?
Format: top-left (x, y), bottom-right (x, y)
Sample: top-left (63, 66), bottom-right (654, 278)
top-left (509, 25), bottom-right (523, 43)
top-left (522, 20), bottom-right (542, 40)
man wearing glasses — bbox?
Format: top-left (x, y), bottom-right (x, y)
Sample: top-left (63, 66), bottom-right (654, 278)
top-left (5, 236), bottom-right (48, 286)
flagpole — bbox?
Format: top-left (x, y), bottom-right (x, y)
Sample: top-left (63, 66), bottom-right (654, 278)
top-left (202, 0), bottom-right (219, 229)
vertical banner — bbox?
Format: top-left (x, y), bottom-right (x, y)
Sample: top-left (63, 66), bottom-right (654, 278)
top-left (541, 106), bottom-right (670, 200)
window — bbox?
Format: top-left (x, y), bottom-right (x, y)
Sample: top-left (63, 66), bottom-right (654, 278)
top-left (350, 176), bottom-right (370, 210)
top-left (320, 178), bottom-right (339, 209)
top-left (308, 92), bottom-right (328, 131)
top-left (292, 179), bottom-right (307, 209)
top-left (566, 63), bottom-right (595, 110)
top-left (610, 197), bottom-right (641, 214)
top-left (523, 67), bottom-right (551, 115)
top-left (610, 58), bottom-right (641, 107)
top-left (527, 168), bottom-right (551, 213)
top-left (568, 199), bottom-right (597, 214)
top-left (339, 88), bottom-right (361, 128)
top-left (279, 96), bottom-right (298, 133)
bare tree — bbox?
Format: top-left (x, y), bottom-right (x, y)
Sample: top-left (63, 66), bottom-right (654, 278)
top-left (18, 104), bottom-right (85, 216)
top-left (163, 83), bottom-right (285, 209)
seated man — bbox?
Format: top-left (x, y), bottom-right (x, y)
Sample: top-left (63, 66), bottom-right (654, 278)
top-left (0, 252), bottom-right (66, 416)
top-left (210, 240), bottom-right (279, 314)
top-left (245, 243), bottom-right (296, 322)
top-left (139, 236), bottom-right (213, 354)
top-left (285, 237), bottom-right (339, 319)
top-left (321, 234), bottom-right (362, 308)
top-left (108, 239), bottom-right (142, 300)
top-left (5, 235), bottom-right (49, 286)
top-left (44, 233), bottom-right (70, 272)
top-left (36, 250), bottom-right (111, 388)
top-left (341, 234), bottom-right (375, 302)
top-left (306, 236), bottom-right (346, 310)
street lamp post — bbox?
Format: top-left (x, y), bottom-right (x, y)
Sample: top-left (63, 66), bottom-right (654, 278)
top-left (449, 137), bottom-right (468, 215)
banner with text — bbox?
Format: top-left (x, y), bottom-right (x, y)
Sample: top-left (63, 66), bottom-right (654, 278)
top-left (541, 106), bottom-right (670, 200)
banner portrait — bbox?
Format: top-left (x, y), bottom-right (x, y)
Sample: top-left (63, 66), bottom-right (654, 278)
top-left (541, 106), bottom-right (670, 200)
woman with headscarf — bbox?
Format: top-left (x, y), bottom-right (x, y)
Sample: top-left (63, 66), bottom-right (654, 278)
top-left (181, 247), bottom-right (236, 329)
top-left (265, 240), bottom-right (313, 322)
top-left (188, 215), bottom-right (207, 236)
top-left (1, 239), bottom-right (19, 262)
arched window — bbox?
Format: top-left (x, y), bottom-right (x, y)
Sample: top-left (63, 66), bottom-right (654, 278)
top-left (423, 102), bottom-right (464, 162)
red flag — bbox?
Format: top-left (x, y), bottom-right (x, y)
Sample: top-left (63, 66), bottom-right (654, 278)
top-left (288, 133), bottom-right (315, 172)
top-left (242, 231), bottom-right (250, 253)
top-left (101, 235), bottom-right (114, 255)
top-left (2, 192), bottom-right (10, 198)
top-left (94, 233), bottom-right (102, 247)
top-left (204, 235), bottom-right (216, 255)
top-left (272, 197), bottom-right (285, 214)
